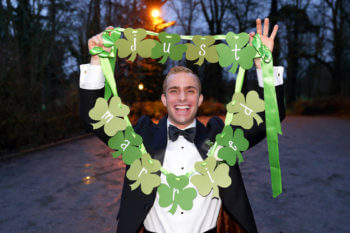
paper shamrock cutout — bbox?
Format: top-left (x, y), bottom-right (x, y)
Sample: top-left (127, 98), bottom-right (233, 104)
top-left (126, 153), bottom-right (161, 195)
top-left (191, 156), bottom-right (231, 198)
top-left (151, 32), bottom-right (187, 64)
top-left (115, 28), bottom-right (155, 61)
top-left (89, 28), bottom-right (121, 58)
top-left (108, 126), bottom-right (143, 165)
top-left (227, 91), bottom-right (265, 129)
top-left (88, 96), bottom-right (130, 136)
top-left (186, 35), bottom-right (219, 66)
top-left (216, 32), bottom-right (256, 73)
top-left (215, 126), bottom-right (249, 166)
top-left (157, 173), bottom-right (197, 214)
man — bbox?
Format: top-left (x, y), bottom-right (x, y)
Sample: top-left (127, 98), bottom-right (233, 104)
top-left (80, 18), bottom-right (285, 233)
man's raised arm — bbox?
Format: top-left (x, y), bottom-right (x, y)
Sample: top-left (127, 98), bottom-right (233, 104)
top-left (79, 26), bottom-right (114, 144)
top-left (241, 18), bottom-right (286, 148)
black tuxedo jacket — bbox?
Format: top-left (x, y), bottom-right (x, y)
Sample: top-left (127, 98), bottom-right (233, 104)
top-left (80, 85), bottom-right (285, 233)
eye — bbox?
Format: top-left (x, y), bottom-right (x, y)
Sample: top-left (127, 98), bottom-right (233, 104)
top-left (187, 89), bottom-right (195, 94)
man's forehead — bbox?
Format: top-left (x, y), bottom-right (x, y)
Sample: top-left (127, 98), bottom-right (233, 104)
top-left (166, 72), bottom-right (199, 88)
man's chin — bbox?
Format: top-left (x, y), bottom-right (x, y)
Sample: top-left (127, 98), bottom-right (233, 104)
top-left (169, 116), bottom-right (195, 128)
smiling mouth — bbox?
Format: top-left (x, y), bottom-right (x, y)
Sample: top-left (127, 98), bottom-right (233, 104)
top-left (175, 105), bottom-right (190, 110)
top-left (175, 105), bottom-right (191, 113)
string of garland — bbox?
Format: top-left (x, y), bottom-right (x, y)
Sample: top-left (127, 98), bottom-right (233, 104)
top-left (88, 27), bottom-right (283, 214)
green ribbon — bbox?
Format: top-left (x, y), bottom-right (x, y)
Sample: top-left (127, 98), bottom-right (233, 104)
top-left (224, 66), bottom-right (245, 126)
top-left (100, 57), bottom-right (118, 97)
top-left (208, 67), bottom-right (246, 164)
top-left (252, 34), bottom-right (282, 198)
top-left (252, 35), bottom-right (272, 63)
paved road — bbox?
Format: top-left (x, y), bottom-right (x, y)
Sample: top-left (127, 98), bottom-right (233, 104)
top-left (0, 116), bottom-right (349, 233)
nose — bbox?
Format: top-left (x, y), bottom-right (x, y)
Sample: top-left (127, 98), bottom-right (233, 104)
top-left (178, 90), bottom-right (186, 101)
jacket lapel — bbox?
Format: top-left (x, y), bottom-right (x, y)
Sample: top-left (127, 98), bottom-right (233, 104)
top-left (150, 116), bottom-right (168, 165)
top-left (194, 119), bottom-right (210, 160)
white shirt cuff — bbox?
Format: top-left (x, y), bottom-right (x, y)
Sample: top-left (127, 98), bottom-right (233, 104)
top-left (79, 64), bottom-right (105, 89)
top-left (256, 66), bottom-right (284, 87)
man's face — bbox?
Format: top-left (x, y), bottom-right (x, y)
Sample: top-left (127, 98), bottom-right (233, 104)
top-left (161, 72), bottom-right (203, 129)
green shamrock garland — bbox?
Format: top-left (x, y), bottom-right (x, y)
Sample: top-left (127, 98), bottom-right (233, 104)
top-left (191, 157), bottom-right (231, 198)
top-left (108, 126), bottom-right (143, 165)
top-left (185, 35), bottom-right (219, 65)
top-left (126, 153), bottom-right (161, 195)
top-left (216, 126), bottom-right (249, 166)
top-left (88, 27), bottom-right (284, 210)
top-left (216, 32), bottom-right (256, 73)
top-left (88, 96), bottom-right (130, 136)
top-left (227, 91), bottom-right (265, 129)
top-left (116, 28), bottom-right (155, 61)
top-left (151, 32), bottom-right (187, 64)
top-left (158, 174), bottom-right (197, 214)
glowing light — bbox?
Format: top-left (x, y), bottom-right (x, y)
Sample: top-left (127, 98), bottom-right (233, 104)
top-left (82, 176), bottom-right (96, 185)
top-left (151, 9), bottom-right (160, 18)
top-left (138, 83), bottom-right (144, 90)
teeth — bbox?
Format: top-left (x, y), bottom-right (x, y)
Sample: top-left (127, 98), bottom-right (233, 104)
top-left (176, 106), bottom-right (189, 109)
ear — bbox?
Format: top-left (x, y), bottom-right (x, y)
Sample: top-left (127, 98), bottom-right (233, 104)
top-left (198, 94), bottom-right (203, 106)
top-left (161, 93), bottom-right (167, 107)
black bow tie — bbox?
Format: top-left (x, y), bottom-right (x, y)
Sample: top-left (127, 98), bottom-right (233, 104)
top-left (168, 125), bottom-right (196, 143)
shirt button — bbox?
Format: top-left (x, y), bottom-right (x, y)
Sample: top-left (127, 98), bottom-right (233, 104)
top-left (181, 146), bottom-right (184, 149)
top-left (181, 167), bottom-right (184, 170)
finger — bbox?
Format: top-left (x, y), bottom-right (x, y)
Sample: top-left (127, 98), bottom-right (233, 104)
top-left (249, 32), bottom-right (255, 40)
top-left (88, 37), bottom-right (97, 49)
top-left (249, 32), bottom-right (255, 45)
top-left (105, 26), bottom-right (114, 35)
top-left (256, 18), bottom-right (262, 35)
top-left (270, 24), bottom-right (278, 40)
top-left (89, 36), bottom-right (102, 49)
top-left (263, 18), bottom-right (269, 36)
top-left (93, 36), bottom-right (102, 46)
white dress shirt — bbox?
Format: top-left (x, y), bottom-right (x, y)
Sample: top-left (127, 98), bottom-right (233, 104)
top-left (143, 120), bottom-right (221, 233)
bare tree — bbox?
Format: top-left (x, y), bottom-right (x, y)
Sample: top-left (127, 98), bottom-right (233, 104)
top-left (167, 0), bottom-right (200, 35)
top-left (226, 0), bottom-right (260, 32)
top-left (313, 0), bottom-right (349, 95)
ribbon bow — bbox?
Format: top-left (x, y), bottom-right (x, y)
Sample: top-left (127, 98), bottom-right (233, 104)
top-left (252, 34), bottom-right (272, 63)
top-left (168, 125), bottom-right (196, 143)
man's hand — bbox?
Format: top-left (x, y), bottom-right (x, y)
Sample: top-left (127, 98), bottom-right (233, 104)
top-left (249, 18), bottom-right (278, 69)
top-left (88, 26), bottom-right (114, 65)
